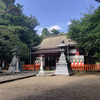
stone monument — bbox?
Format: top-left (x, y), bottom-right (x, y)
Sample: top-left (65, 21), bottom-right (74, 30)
top-left (54, 40), bottom-right (73, 76)
top-left (7, 45), bottom-right (23, 74)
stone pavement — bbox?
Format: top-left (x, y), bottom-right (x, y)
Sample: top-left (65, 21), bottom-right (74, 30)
top-left (0, 70), bottom-right (55, 84)
top-left (0, 70), bottom-right (100, 84)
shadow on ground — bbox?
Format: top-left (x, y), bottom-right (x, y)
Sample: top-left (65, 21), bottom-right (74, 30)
top-left (14, 77), bottom-right (100, 100)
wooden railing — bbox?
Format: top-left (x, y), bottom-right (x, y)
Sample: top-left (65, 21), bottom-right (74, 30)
top-left (1, 64), bottom-right (40, 70)
top-left (4, 64), bottom-right (100, 71)
top-left (23, 65), bottom-right (40, 70)
top-left (71, 64), bottom-right (100, 71)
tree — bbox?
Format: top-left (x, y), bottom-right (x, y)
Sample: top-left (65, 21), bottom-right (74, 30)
top-left (0, 0), bottom-right (40, 64)
top-left (67, 6), bottom-right (100, 61)
top-left (1, 0), bottom-right (15, 7)
top-left (50, 28), bottom-right (60, 35)
top-left (40, 28), bottom-right (64, 41)
top-left (95, 0), bottom-right (100, 3)
top-left (39, 28), bottom-right (50, 41)
top-left (41, 28), bottom-right (50, 36)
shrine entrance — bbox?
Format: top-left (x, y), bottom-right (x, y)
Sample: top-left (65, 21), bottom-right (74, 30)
top-left (45, 55), bottom-right (56, 70)
top-left (32, 48), bottom-right (61, 71)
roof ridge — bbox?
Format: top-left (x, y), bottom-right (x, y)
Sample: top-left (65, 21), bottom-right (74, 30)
top-left (44, 34), bottom-right (66, 39)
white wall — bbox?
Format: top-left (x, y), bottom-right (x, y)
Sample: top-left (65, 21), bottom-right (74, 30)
top-left (69, 49), bottom-right (76, 53)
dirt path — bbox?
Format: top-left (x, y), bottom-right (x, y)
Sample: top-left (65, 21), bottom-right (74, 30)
top-left (0, 74), bottom-right (100, 100)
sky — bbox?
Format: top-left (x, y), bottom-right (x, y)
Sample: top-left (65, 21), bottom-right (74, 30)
top-left (15, 0), bottom-right (100, 35)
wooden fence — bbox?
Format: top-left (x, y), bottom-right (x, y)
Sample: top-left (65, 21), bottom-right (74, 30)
top-left (2, 64), bottom-right (40, 70)
top-left (71, 64), bottom-right (100, 71)
top-left (23, 64), bottom-right (100, 71)
top-left (23, 65), bottom-right (40, 70)
top-left (4, 64), bottom-right (100, 71)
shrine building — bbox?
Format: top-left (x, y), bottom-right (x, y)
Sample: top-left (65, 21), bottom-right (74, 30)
top-left (31, 34), bottom-right (84, 70)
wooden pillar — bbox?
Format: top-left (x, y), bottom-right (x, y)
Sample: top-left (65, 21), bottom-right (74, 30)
top-left (33, 57), bottom-right (35, 71)
top-left (76, 49), bottom-right (79, 55)
top-left (55, 55), bottom-right (58, 67)
top-left (67, 45), bottom-right (69, 60)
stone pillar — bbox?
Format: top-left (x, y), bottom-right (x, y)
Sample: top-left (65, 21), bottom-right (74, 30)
top-left (15, 56), bottom-right (20, 73)
top-left (41, 57), bottom-right (43, 71)
top-left (37, 55), bottom-right (45, 76)
top-left (15, 61), bottom-right (20, 73)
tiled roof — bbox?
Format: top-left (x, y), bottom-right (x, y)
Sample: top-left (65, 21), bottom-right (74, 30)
top-left (34, 34), bottom-right (76, 50)
top-left (31, 48), bottom-right (60, 55)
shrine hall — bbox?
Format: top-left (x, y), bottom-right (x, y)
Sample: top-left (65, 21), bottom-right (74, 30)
top-left (31, 34), bottom-right (84, 70)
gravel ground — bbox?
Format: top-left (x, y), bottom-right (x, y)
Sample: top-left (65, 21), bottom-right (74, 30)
top-left (0, 73), bottom-right (100, 100)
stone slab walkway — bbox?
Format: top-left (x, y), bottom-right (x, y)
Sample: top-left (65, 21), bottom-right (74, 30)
top-left (0, 70), bottom-right (55, 84)
top-left (0, 71), bottom-right (37, 84)
top-left (1, 70), bottom-right (99, 84)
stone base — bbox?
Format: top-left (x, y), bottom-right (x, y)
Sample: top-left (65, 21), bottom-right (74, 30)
top-left (15, 70), bottom-right (20, 73)
top-left (18, 62), bottom-right (23, 72)
top-left (7, 62), bottom-right (23, 74)
top-left (54, 63), bottom-right (73, 76)
top-left (37, 71), bottom-right (45, 77)
top-left (7, 66), bottom-right (16, 74)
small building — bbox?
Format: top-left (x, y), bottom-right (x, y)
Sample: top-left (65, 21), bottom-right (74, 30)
top-left (31, 34), bottom-right (84, 70)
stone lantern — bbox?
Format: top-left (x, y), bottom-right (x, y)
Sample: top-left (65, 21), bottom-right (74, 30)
top-left (37, 55), bottom-right (45, 76)
top-left (54, 40), bottom-right (73, 76)
top-left (7, 45), bottom-right (23, 74)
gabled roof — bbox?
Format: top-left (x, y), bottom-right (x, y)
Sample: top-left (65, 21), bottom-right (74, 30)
top-left (33, 34), bottom-right (76, 50)
top-left (31, 48), bottom-right (60, 55)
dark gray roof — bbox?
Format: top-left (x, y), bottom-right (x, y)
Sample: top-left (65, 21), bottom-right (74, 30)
top-left (33, 34), bottom-right (76, 50)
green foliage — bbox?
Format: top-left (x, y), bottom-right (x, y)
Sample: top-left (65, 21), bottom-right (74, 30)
top-left (95, 0), bottom-right (100, 3)
top-left (41, 28), bottom-right (50, 36)
top-left (1, 0), bottom-right (15, 7)
top-left (51, 28), bottom-right (60, 35)
top-left (0, 0), bottom-right (40, 63)
top-left (40, 28), bottom-right (50, 41)
top-left (67, 6), bottom-right (100, 61)
top-left (40, 28), bottom-right (62, 41)
top-left (0, 0), bottom-right (6, 16)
